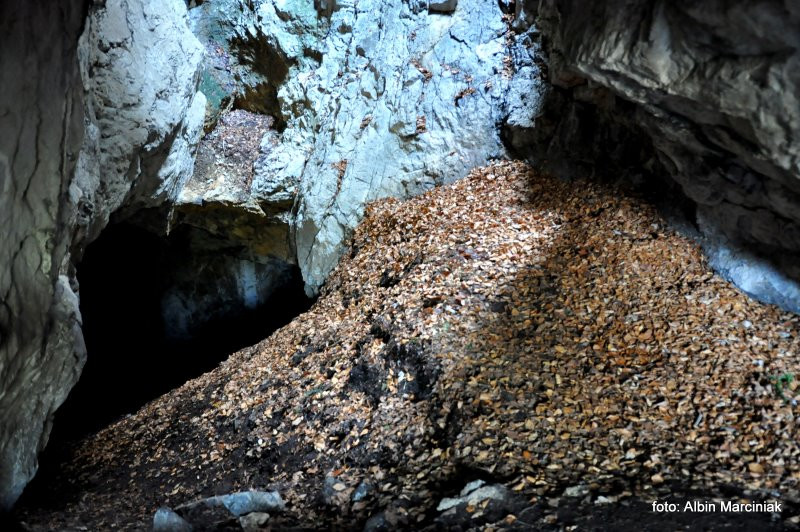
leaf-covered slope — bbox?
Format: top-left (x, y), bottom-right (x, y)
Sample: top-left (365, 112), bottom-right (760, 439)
top-left (18, 162), bottom-right (800, 529)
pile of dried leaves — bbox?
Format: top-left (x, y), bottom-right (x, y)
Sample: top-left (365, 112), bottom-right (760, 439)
top-left (16, 162), bottom-right (800, 530)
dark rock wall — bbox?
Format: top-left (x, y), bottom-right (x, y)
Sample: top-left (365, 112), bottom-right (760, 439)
top-left (0, 0), bottom-right (89, 511)
top-left (523, 0), bottom-right (800, 311)
top-left (0, 0), bottom-right (204, 509)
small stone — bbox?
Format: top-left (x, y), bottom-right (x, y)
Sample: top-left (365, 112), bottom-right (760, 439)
top-left (175, 490), bottom-right (285, 520)
top-left (363, 512), bottom-right (390, 532)
top-left (352, 482), bottom-right (372, 502)
top-left (437, 481), bottom-right (511, 512)
top-left (563, 485), bottom-right (589, 498)
top-left (220, 491), bottom-right (284, 516)
top-left (239, 512), bottom-right (270, 532)
top-left (153, 507), bottom-right (192, 532)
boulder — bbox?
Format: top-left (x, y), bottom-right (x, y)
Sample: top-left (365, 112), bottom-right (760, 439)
top-left (157, 491), bottom-right (284, 529)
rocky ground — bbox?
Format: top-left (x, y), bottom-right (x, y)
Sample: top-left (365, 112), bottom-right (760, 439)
top-left (188, 109), bottom-right (277, 196)
top-left (13, 162), bottom-right (800, 530)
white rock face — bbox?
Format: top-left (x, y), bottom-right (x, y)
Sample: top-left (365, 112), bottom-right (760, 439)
top-left (287, 0), bottom-right (519, 292)
top-left (181, 0), bottom-right (544, 311)
top-left (0, 0), bottom-right (203, 509)
top-left (75, 0), bottom-right (206, 233)
top-left (229, 0), bottom-right (541, 294)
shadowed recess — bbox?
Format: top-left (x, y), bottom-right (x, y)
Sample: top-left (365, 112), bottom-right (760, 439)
top-left (49, 223), bottom-right (313, 444)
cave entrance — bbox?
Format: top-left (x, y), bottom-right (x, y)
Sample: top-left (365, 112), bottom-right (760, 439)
top-left (48, 222), bottom-right (314, 445)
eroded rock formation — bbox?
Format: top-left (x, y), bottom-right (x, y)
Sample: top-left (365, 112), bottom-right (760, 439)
top-left (5, 0), bottom-right (800, 514)
top-left (182, 0), bottom-right (545, 303)
top-left (0, 0), bottom-right (203, 509)
top-left (524, 0), bottom-right (800, 311)
top-left (0, 0), bottom-right (544, 506)
top-left (0, 0), bottom-right (88, 510)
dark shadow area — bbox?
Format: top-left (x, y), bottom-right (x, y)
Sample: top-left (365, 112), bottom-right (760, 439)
top-left (230, 34), bottom-right (291, 133)
top-left (505, 80), bottom-right (800, 312)
top-left (504, 84), bottom-right (698, 231)
top-left (46, 222), bottom-right (314, 446)
top-left (13, 222), bottom-right (314, 521)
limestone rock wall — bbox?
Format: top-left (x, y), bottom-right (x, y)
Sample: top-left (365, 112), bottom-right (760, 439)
top-left (0, 0), bottom-right (203, 509)
top-left (185, 0), bottom-right (545, 297)
top-left (288, 0), bottom-right (534, 293)
top-left (0, 0), bottom-right (88, 510)
top-left (525, 0), bottom-right (800, 311)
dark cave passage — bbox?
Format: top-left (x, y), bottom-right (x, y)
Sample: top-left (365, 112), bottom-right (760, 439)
top-left (47, 222), bottom-right (314, 445)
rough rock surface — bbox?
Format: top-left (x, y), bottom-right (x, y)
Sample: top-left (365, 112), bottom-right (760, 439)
top-left (0, 0), bottom-right (88, 511)
top-left (164, 110), bottom-right (296, 338)
top-left (286, 0), bottom-right (537, 293)
top-left (187, 0), bottom-right (544, 296)
top-left (188, 0), bottom-right (324, 130)
top-left (526, 0), bottom-right (800, 311)
top-left (0, 0), bottom-right (203, 509)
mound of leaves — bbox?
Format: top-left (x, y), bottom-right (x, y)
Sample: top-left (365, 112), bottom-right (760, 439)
top-left (16, 162), bottom-right (800, 530)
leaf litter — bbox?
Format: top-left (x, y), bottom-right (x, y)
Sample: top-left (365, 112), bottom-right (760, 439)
top-left (15, 161), bottom-right (800, 530)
